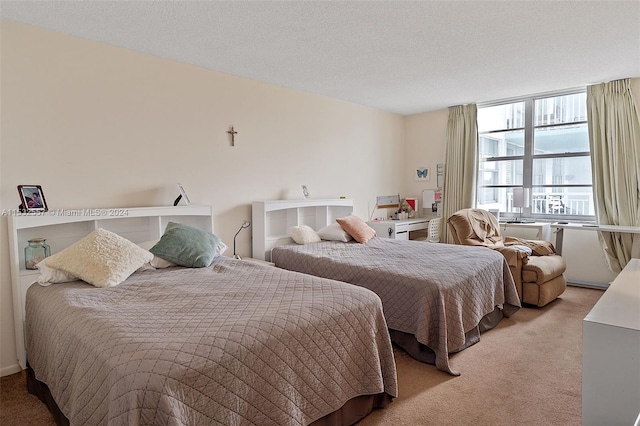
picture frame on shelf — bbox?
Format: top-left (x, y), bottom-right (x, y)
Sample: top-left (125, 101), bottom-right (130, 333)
top-left (17, 185), bottom-right (48, 213)
top-left (174, 183), bottom-right (191, 206)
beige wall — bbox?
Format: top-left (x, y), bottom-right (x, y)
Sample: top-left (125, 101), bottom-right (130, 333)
top-left (0, 21), bottom-right (405, 374)
top-left (403, 108), bottom-right (448, 212)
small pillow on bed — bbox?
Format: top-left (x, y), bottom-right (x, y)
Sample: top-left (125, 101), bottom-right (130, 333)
top-left (216, 241), bottom-right (228, 257)
top-left (139, 239), bottom-right (229, 268)
top-left (138, 240), bottom-right (177, 268)
top-left (150, 222), bottom-right (221, 268)
top-left (289, 225), bottom-right (321, 244)
top-left (45, 228), bottom-right (154, 288)
top-left (317, 223), bottom-right (353, 242)
top-left (35, 258), bottom-right (78, 286)
top-left (336, 214), bottom-right (376, 243)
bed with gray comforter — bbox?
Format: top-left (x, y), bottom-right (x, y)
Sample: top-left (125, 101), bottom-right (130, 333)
top-left (271, 238), bottom-right (521, 375)
top-left (25, 257), bottom-right (397, 425)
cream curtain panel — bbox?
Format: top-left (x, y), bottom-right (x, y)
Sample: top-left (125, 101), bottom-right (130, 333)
top-left (441, 104), bottom-right (478, 243)
top-left (586, 78), bottom-right (640, 272)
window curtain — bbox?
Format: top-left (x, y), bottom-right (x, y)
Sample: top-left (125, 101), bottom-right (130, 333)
top-left (441, 104), bottom-right (478, 243)
top-left (586, 78), bottom-right (640, 273)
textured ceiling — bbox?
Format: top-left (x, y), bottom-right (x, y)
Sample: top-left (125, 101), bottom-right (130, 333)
top-left (1, 1), bottom-right (639, 115)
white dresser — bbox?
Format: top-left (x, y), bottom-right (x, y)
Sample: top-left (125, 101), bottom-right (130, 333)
top-left (366, 218), bottom-right (431, 240)
top-left (582, 258), bottom-right (640, 426)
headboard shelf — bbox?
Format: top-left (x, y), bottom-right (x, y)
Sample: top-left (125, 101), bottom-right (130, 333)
top-left (252, 199), bottom-right (354, 261)
top-left (8, 205), bottom-right (213, 370)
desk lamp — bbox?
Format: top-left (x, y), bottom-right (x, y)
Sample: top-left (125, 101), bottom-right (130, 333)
top-left (233, 220), bottom-right (251, 259)
top-left (510, 187), bottom-right (530, 223)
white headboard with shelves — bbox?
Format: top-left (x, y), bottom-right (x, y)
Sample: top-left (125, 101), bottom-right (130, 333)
top-left (252, 199), bottom-right (353, 261)
top-left (7, 205), bottom-right (213, 370)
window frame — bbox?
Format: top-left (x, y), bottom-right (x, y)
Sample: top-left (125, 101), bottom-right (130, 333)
top-left (477, 88), bottom-right (594, 222)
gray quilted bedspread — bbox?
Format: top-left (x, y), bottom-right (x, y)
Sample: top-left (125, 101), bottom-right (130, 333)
top-left (272, 238), bottom-right (521, 375)
top-left (25, 257), bottom-right (397, 425)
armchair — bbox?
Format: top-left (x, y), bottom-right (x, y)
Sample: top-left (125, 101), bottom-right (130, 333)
top-left (447, 208), bottom-right (566, 307)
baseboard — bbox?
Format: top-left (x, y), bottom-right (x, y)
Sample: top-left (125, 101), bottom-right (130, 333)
top-left (567, 280), bottom-right (609, 290)
top-left (1, 363), bottom-right (22, 377)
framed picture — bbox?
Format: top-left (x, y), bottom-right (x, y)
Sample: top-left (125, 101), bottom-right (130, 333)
top-left (17, 185), bottom-right (48, 213)
top-left (415, 167), bottom-right (430, 181)
top-left (174, 183), bottom-right (191, 206)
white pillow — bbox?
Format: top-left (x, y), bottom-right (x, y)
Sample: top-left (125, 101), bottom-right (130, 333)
top-left (216, 241), bottom-right (228, 257)
top-left (35, 258), bottom-right (78, 286)
top-left (289, 225), bottom-right (321, 245)
top-left (46, 228), bottom-right (153, 288)
top-left (138, 240), bottom-right (177, 268)
top-left (317, 223), bottom-right (353, 242)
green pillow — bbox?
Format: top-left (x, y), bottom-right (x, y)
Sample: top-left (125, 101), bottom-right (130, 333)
top-left (150, 222), bottom-right (221, 268)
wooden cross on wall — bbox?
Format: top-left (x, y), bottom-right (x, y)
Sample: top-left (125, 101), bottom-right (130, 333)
top-left (227, 125), bottom-right (238, 146)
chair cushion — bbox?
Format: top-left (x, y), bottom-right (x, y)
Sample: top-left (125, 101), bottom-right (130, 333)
top-left (523, 275), bottom-right (567, 307)
top-left (523, 255), bottom-right (566, 284)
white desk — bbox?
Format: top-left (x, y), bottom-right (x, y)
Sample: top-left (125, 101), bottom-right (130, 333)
top-left (367, 218), bottom-right (431, 240)
top-left (552, 222), bottom-right (640, 255)
top-left (498, 221), bottom-right (551, 241)
top-left (582, 259), bottom-right (640, 426)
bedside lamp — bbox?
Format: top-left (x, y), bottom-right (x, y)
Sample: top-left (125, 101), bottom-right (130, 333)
top-left (510, 187), bottom-right (530, 223)
top-left (233, 220), bottom-right (251, 259)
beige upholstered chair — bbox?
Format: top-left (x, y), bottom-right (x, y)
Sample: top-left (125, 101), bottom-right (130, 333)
top-left (447, 208), bottom-right (566, 307)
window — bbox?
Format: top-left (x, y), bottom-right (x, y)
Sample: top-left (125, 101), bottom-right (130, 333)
top-left (476, 91), bottom-right (594, 220)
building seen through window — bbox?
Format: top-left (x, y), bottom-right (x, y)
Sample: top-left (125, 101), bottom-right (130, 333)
top-left (477, 91), bottom-right (594, 220)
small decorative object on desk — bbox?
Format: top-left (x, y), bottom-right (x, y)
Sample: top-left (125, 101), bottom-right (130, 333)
top-left (25, 238), bottom-right (50, 269)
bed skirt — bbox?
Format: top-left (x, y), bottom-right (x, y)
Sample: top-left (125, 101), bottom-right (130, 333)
top-left (390, 307), bottom-right (504, 364)
top-left (26, 365), bottom-right (392, 426)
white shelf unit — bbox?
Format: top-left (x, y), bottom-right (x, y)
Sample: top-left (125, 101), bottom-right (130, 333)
top-left (8, 205), bottom-right (213, 370)
top-left (252, 199), bottom-right (353, 261)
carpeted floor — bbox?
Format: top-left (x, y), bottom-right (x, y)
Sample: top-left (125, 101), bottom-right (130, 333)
top-left (0, 285), bottom-right (603, 426)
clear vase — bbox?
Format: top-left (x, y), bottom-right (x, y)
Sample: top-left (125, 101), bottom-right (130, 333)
top-left (25, 238), bottom-right (51, 270)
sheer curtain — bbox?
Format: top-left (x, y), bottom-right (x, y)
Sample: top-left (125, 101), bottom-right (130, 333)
top-left (586, 78), bottom-right (640, 272)
top-left (441, 104), bottom-right (477, 243)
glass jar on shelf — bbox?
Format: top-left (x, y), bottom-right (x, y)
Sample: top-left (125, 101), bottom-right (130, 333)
top-left (25, 238), bottom-right (50, 270)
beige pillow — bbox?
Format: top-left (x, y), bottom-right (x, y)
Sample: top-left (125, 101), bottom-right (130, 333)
top-left (317, 223), bottom-right (353, 242)
top-left (336, 214), bottom-right (376, 243)
top-left (46, 228), bottom-right (153, 288)
top-left (289, 225), bottom-right (321, 244)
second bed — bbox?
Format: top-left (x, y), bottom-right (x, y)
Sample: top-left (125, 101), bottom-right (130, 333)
top-left (272, 237), bottom-right (521, 375)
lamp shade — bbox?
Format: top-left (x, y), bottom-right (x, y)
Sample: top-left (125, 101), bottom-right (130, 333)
top-left (513, 188), bottom-right (530, 208)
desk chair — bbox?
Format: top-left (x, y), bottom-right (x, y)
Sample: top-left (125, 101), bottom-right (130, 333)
top-left (415, 217), bottom-right (441, 243)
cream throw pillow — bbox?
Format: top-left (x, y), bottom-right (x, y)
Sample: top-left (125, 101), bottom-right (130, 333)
top-left (289, 225), bottom-right (321, 244)
top-left (46, 228), bottom-right (153, 288)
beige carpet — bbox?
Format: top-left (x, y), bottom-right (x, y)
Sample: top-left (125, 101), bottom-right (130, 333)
top-left (0, 285), bottom-right (603, 426)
